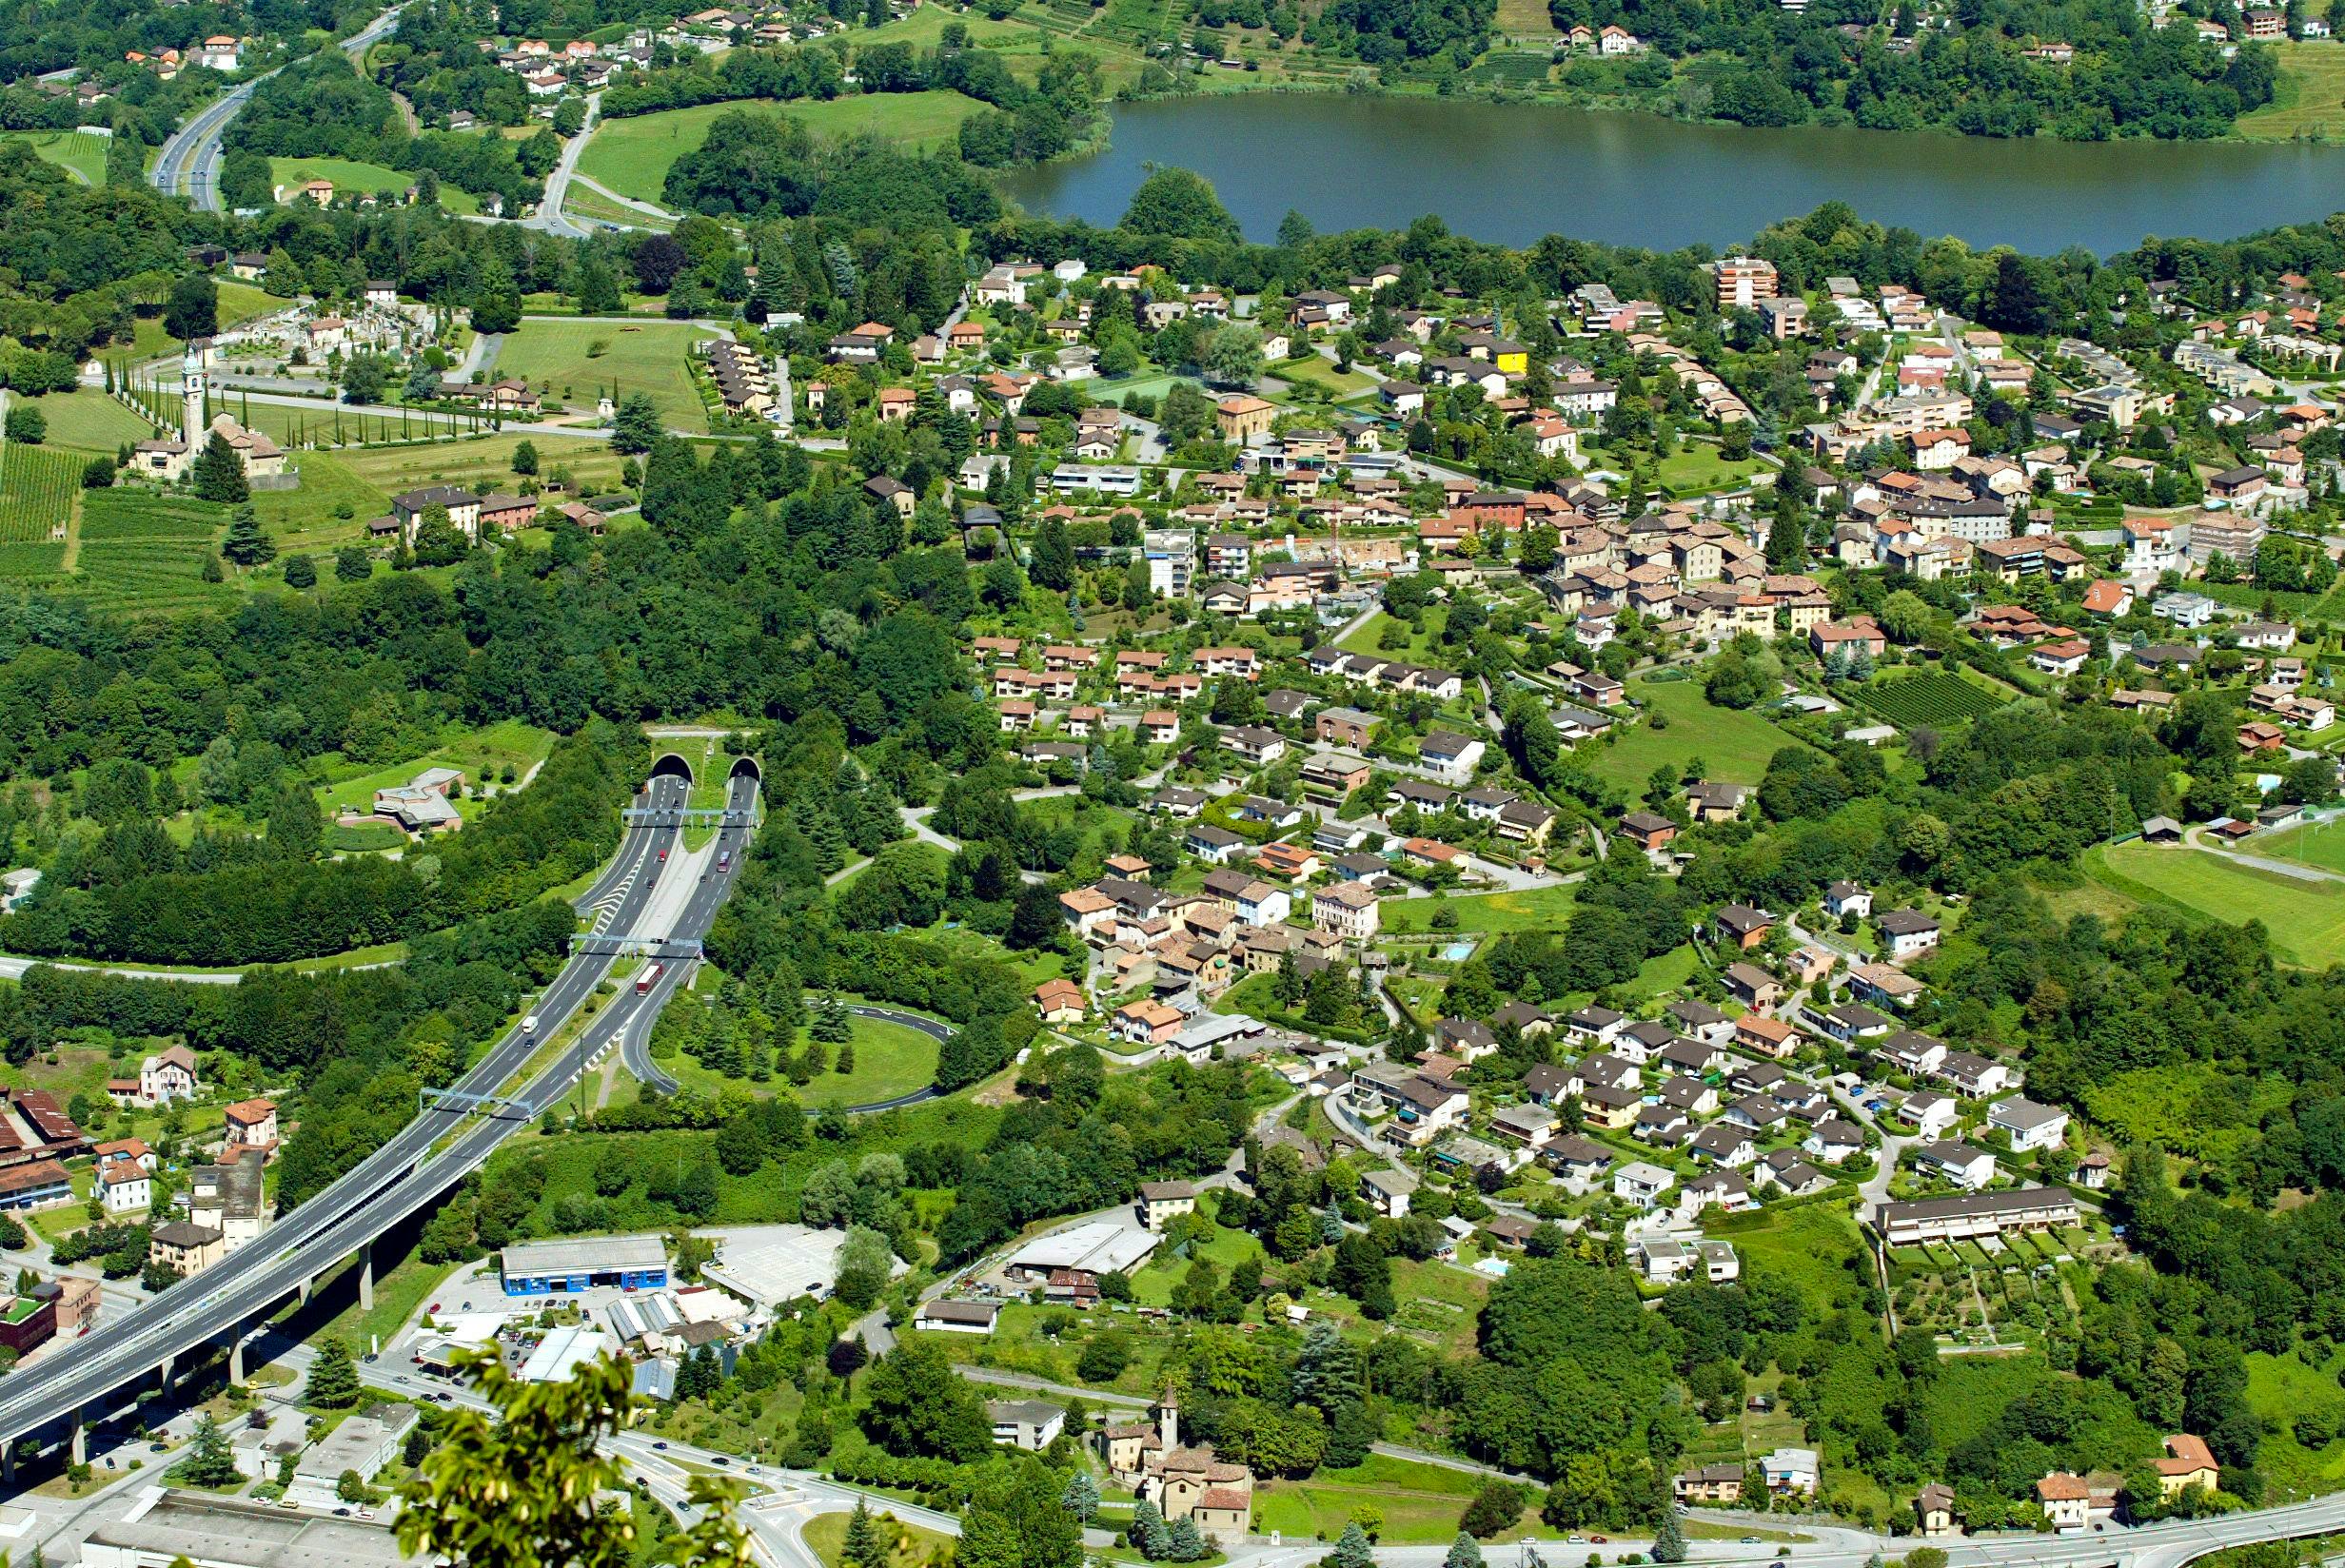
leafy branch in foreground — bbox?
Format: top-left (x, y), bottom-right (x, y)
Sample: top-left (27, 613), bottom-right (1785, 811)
top-left (398, 1347), bottom-right (755, 1568)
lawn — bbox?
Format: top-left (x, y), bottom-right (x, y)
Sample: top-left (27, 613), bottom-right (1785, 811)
top-left (859, 5), bottom-right (1039, 47)
top-left (2087, 841), bottom-right (2345, 969)
top-left (1706, 1203), bottom-right (1871, 1314)
top-left (1270, 354), bottom-right (1380, 401)
top-left (1337, 608), bottom-right (1445, 660)
top-left (579, 92), bottom-right (986, 203)
top-left (1584, 439), bottom-right (1765, 497)
top-left (656, 1009), bottom-right (944, 1108)
top-left (1251, 1454), bottom-right (1485, 1545)
top-left (1585, 675), bottom-right (1809, 789)
top-left (798, 1014), bottom-right (943, 1109)
top-left (17, 390), bottom-right (163, 452)
top-left (800, 1507), bottom-right (956, 1568)
top-left (1382, 882), bottom-right (1577, 934)
top-left (2240, 41), bottom-right (2345, 140)
top-left (495, 319), bottom-right (712, 432)
top-left (267, 157), bottom-right (482, 215)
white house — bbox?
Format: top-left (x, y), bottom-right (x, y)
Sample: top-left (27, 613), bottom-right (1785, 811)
top-left (1612, 1160), bottom-right (1677, 1207)
top-left (1987, 1096), bottom-right (2071, 1154)
top-left (94, 1155), bottom-right (150, 1214)
top-left (1915, 1141), bottom-right (1999, 1190)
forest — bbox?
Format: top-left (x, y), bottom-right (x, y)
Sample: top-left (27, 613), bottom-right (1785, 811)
top-left (1540, 0), bottom-right (2278, 140)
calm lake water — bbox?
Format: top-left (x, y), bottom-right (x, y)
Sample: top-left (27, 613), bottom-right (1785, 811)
top-left (995, 93), bottom-right (2345, 253)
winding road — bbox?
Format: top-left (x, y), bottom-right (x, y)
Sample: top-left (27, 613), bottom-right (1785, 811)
top-left (150, 6), bottom-right (407, 212)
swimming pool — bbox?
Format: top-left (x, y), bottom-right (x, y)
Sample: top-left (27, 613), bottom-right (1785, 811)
top-left (1440, 941), bottom-right (1476, 962)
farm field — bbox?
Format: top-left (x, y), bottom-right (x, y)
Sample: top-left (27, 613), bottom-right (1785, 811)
top-left (20, 391), bottom-right (162, 452)
top-left (579, 92), bottom-right (986, 204)
top-left (62, 490), bottom-right (241, 616)
top-left (266, 157), bottom-right (482, 215)
top-left (1586, 675), bottom-right (1807, 788)
top-left (2241, 42), bottom-right (2345, 140)
top-left (1251, 1453), bottom-right (1487, 1544)
top-left (2087, 841), bottom-right (2345, 969)
top-left (1, 129), bottom-right (108, 184)
top-left (0, 443), bottom-right (85, 558)
top-left (333, 432), bottom-right (627, 500)
top-left (495, 319), bottom-right (712, 431)
top-left (1857, 670), bottom-right (2008, 727)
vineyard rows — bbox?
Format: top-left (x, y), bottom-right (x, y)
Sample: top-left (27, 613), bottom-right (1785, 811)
top-left (0, 442), bottom-right (83, 544)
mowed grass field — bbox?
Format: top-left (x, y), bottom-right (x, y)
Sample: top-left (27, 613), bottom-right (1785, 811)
top-left (2087, 840), bottom-right (2345, 968)
top-left (266, 156), bottom-right (482, 214)
top-left (2240, 42), bottom-right (2345, 140)
top-left (1586, 675), bottom-right (1809, 788)
top-left (2254, 818), bottom-right (2345, 875)
top-left (578, 92), bottom-right (986, 204)
top-left (331, 431), bottom-right (627, 500)
top-left (1, 129), bottom-right (108, 184)
top-left (21, 391), bottom-right (164, 452)
top-left (495, 319), bottom-right (712, 430)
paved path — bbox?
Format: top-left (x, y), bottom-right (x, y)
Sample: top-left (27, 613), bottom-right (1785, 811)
top-left (522, 91), bottom-right (598, 240)
top-left (2188, 814), bottom-right (2345, 883)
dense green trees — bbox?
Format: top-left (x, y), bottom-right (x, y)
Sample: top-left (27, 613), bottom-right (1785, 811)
top-left (0, 725), bottom-right (634, 965)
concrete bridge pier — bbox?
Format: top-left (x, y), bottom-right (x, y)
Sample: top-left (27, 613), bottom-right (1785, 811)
top-left (69, 1408), bottom-right (85, 1468)
top-left (296, 1276), bottom-right (312, 1306)
top-left (356, 1244), bottom-right (373, 1314)
top-left (229, 1334), bottom-right (246, 1385)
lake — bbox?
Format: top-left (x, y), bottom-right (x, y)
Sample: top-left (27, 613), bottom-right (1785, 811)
top-left (995, 93), bottom-right (2345, 253)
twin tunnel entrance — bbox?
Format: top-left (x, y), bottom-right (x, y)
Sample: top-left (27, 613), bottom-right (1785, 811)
top-left (647, 752), bottom-right (762, 788)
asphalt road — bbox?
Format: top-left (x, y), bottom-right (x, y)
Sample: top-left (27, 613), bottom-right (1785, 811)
top-left (0, 771), bottom-right (714, 1451)
top-left (150, 6), bottom-right (406, 212)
